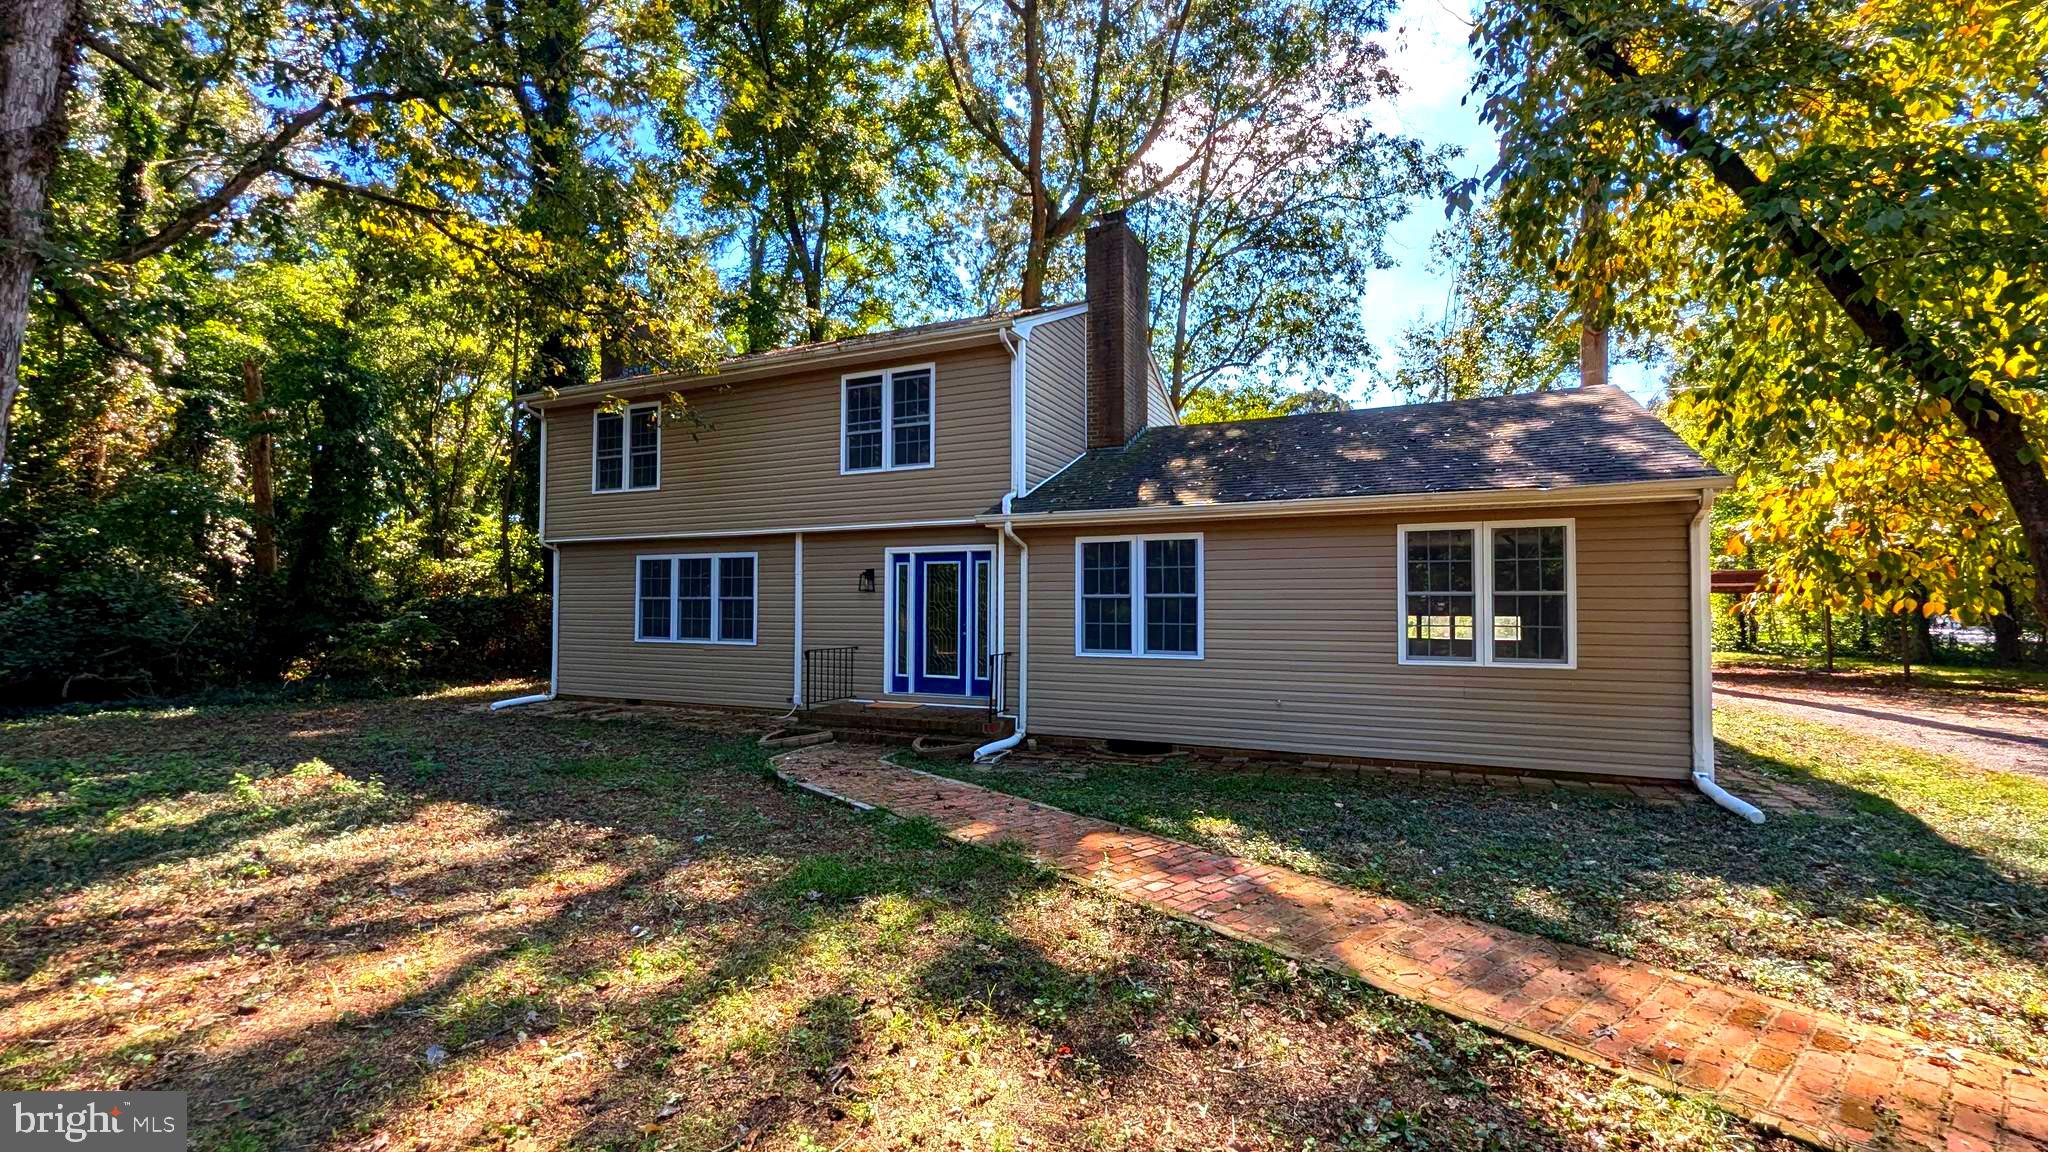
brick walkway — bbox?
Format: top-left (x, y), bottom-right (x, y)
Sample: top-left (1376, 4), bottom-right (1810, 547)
top-left (773, 744), bottom-right (2045, 1152)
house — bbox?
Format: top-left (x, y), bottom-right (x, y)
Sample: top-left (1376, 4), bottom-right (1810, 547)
top-left (514, 211), bottom-right (1749, 807)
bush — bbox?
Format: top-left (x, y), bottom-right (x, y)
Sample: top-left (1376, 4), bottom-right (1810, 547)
top-left (0, 562), bottom-right (223, 701)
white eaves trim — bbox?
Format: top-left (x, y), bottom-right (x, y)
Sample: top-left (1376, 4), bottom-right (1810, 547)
top-left (981, 476), bottom-right (1734, 529)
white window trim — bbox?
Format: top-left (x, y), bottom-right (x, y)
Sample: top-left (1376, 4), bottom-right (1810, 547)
top-left (592, 401), bottom-right (662, 494)
top-left (1073, 533), bottom-right (1205, 660)
top-left (840, 363), bottom-right (938, 475)
top-left (1395, 519), bottom-right (1576, 670)
top-left (634, 551), bottom-right (759, 646)
top-left (881, 544), bottom-right (994, 697)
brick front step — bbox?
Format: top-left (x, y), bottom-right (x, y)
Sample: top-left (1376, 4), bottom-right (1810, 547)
top-left (773, 746), bottom-right (2046, 1152)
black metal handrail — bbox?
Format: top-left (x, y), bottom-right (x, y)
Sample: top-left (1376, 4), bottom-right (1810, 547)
top-left (984, 649), bottom-right (1012, 722)
top-left (803, 646), bottom-right (858, 709)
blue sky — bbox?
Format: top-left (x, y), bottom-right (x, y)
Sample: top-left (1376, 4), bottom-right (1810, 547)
top-left (1354, 0), bottom-right (1663, 407)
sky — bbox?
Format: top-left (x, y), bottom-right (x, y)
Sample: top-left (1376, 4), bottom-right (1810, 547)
top-left (1354, 0), bottom-right (1663, 408)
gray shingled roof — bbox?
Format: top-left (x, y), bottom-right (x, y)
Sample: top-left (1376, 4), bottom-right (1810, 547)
top-left (1004, 385), bottom-right (1723, 517)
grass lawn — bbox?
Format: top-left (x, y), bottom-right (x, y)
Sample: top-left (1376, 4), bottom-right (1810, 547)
top-left (0, 684), bottom-right (1792, 1151)
top-left (913, 701), bottom-right (2048, 1068)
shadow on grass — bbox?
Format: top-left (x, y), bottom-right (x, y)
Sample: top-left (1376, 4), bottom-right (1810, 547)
top-left (904, 721), bottom-right (2048, 1065)
top-left (0, 691), bottom-right (1779, 1151)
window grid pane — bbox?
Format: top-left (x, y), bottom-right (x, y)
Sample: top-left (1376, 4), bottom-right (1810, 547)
top-left (1081, 541), bottom-right (1132, 653)
top-left (1143, 538), bottom-right (1198, 654)
top-left (891, 371), bottom-right (932, 467)
top-left (845, 378), bottom-right (883, 470)
top-left (595, 413), bottom-right (625, 491)
top-left (676, 558), bottom-right (713, 640)
top-left (1404, 529), bottom-right (1476, 660)
top-left (718, 556), bottom-right (756, 642)
top-left (638, 558), bottom-right (671, 639)
top-left (1492, 525), bottom-right (1567, 662)
top-left (975, 560), bottom-right (991, 679)
top-left (893, 562), bottom-right (912, 678)
top-left (628, 407), bottom-right (659, 489)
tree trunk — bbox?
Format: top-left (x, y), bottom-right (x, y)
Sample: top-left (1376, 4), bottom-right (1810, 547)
top-left (0, 0), bottom-right (84, 479)
top-left (1578, 189), bottom-right (1608, 389)
top-left (743, 217), bottom-right (774, 353)
top-left (1993, 583), bottom-right (2022, 667)
top-left (1018, 0), bottom-right (1047, 309)
top-left (1822, 605), bottom-right (1835, 672)
top-left (242, 358), bottom-right (277, 577)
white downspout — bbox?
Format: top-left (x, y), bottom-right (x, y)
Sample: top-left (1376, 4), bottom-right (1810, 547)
top-left (495, 407), bottom-right (557, 711)
top-left (978, 320), bottom-right (1032, 762)
top-left (1689, 486), bottom-right (1763, 822)
top-left (975, 493), bottom-right (1029, 762)
top-left (792, 531), bottom-right (805, 708)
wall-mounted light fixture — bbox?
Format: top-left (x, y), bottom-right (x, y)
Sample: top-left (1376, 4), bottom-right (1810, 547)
top-left (858, 568), bottom-right (876, 594)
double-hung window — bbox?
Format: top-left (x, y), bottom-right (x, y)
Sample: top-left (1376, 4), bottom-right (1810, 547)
top-left (636, 553), bottom-right (757, 644)
top-left (1398, 521), bottom-right (1574, 667)
top-left (842, 366), bottom-right (934, 473)
top-left (594, 402), bottom-right (660, 492)
top-left (1076, 535), bottom-right (1203, 658)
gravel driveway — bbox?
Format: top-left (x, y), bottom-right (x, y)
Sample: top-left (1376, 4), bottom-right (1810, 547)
top-left (1715, 667), bottom-right (2048, 780)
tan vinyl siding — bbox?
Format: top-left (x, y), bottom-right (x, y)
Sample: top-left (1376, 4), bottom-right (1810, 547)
top-left (801, 527), bottom-right (1019, 710)
top-left (555, 538), bottom-right (795, 709)
top-left (1020, 501), bottom-right (1696, 778)
top-left (1023, 313), bottom-right (1089, 487)
top-left (1145, 359), bottom-right (1176, 427)
top-left (545, 344), bottom-right (1012, 541)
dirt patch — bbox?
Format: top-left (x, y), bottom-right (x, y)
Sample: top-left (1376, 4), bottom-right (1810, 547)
top-left (1715, 667), bottom-right (2048, 780)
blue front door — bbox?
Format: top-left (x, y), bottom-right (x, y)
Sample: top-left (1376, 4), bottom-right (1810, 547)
top-left (889, 550), bottom-right (992, 698)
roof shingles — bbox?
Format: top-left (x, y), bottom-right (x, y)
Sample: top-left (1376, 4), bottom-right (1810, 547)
top-left (1004, 385), bottom-right (1723, 516)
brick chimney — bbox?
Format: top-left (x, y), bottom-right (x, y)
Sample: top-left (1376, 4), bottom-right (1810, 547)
top-left (1085, 210), bottom-right (1151, 449)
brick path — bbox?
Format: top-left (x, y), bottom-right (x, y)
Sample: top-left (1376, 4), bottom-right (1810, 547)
top-left (773, 744), bottom-right (2046, 1152)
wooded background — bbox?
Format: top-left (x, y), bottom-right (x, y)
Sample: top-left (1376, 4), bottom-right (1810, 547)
top-left (1, 0), bottom-right (2040, 701)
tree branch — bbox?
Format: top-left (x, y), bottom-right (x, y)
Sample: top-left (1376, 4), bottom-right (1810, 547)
top-left (107, 86), bottom-right (458, 265)
top-left (80, 31), bottom-right (165, 92)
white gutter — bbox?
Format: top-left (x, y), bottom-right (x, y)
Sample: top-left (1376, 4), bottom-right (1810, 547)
top-left (975, 493), bottom-right (1029, 762)
top-left (1688, 485), bottom-right (1763, 823)
top-left (791, 531), bottom-right (805, 708)
top-left (981, 476), bottom-right (1734, 530)
top-left (495, 408), bottom-right (558, 712)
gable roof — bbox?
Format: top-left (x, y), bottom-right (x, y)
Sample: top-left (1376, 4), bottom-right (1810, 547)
top-left (1002, 385), bottom-right (1725, 518)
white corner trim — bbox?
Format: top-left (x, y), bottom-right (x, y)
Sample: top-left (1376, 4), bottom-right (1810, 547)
top-left (792, 532), bottom-right (805, 707)
top-left (1690, 489), bottom-right (1717, 776)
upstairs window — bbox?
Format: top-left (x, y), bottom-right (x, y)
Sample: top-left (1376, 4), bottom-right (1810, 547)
top-left (842, 366), bottom-right (935, 473)
top-left (637, 553), bottom-right (757, 644)
top-left (1076, 535), bottom-right (1203, 658)
top-left (595, 402), bottom-right (660, 492)
top-left (1398, 521), bottom-right (1574, 667)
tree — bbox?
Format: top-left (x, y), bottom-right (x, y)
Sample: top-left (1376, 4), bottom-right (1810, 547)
top-left (1393, 201), bottom-right (1580, 402)
top-left (1178, 379), bottom-right (1348, 424)
top-left (692, 0), bottom-right (936, 346)
top-left (0, 0), bottom-right (84, 477)
top-left (1140, 10), bottom-right (1438, 409)
top-left (1472, 0), bottom-right (2048, 619)
top-left (927, 0), bottom-right (1403, 309)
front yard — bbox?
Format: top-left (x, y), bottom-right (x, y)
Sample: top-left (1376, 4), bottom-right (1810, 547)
top-left (0, 685), bottom-right (1790, 1151)
top-left (915, 700), bottom-right (2048, 1069)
